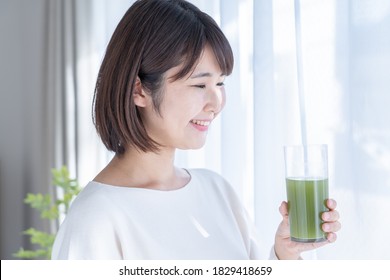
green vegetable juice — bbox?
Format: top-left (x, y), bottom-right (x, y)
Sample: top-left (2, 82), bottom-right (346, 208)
top-left (286, 178), bottom-right (329, 242)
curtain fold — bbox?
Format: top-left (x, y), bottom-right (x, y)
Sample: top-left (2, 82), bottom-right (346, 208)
top-left (47, 0), bottom-right (126, 190)
top-left (45, 0), bottom-right (79, 229)
top-left (45, 0), bottom-right (77, 177)
top-left (253, 0), bottom-right (281, 258)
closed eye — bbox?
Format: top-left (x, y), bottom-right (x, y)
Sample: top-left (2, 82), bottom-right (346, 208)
top-left (192, 83), bottom-right (224, 89)
top-left (193, 85), bottom-right (206, 89)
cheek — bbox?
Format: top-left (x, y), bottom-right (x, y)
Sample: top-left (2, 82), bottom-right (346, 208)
top-left (220, 90), bottom-right (226, 111)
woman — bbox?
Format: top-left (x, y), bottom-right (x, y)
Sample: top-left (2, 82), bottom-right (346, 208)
top-left (51, 0), bottom-right (340, 260)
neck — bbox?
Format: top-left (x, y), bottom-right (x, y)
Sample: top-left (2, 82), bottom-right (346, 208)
top-left (95, 147), bottom-right (190, 191)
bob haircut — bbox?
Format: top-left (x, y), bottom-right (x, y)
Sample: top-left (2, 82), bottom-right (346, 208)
top-left (93, 0), bottom-right (234, 155)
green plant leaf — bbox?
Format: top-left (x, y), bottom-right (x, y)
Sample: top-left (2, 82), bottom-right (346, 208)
top-left (13, 248), bottom-right (51, 260)
top-left (24, 228), bottom-right (55, 248)
top-left (14, 166), bottom-right (80, 259)
top-left (41, 205), bottom-right (59, 219)
top-left (24, 193), bottom-right (51, 211)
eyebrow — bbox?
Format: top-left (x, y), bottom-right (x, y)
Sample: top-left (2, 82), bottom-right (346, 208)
top-left (190, 72), bottom-right (225, 79)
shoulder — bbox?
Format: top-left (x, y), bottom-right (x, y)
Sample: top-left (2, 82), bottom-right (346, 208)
top-left (187, 168), bottom-right (238, 200)
top-left (58, 181), bottom-right (127, 232)
top-left (68, 182), bottom-right (118, 215)
top-left (187, 168), bottom-right (232, 189)
top-left (187, 168), bottom-right (228, 184)
top-left (52, 182), bottom-right (125, 259)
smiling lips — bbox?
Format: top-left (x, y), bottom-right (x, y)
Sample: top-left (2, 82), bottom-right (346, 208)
top-left (190, 119), bottom-right (211, 131)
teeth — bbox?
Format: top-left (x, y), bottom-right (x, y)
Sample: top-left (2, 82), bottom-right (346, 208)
top-left (191, 120), bottom-right (211, 126)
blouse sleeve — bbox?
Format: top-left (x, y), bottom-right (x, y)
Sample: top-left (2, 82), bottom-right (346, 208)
top-left (211, 170), bottom-right (278, 260)
top-left (51, 190), bottom-right (123, 260)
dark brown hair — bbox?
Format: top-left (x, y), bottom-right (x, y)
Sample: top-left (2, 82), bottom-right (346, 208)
top-left (93, 0), bottom-right (234, 154)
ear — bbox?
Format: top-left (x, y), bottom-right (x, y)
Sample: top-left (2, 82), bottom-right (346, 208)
top-left (133, 77), bottom-right (149, 108)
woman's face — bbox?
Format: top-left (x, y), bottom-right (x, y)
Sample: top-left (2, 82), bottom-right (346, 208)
top-left (140, 45), bottom-right (226, 151)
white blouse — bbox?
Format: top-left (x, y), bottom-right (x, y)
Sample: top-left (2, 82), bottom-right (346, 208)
top-left (52, 168), bottom-right (275, 259)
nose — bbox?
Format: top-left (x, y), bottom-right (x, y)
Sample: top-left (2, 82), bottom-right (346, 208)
top-left (204, 86), bottom-right (226, 115)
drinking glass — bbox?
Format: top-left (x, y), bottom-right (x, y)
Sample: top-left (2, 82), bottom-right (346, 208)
top-left (284, 144), bottom-right (329, 243)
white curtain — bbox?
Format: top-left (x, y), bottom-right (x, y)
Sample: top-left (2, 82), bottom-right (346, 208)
top-left (72, 0), bottom-right (390, 259)
top-left (50, 0), bottom-right (134, 184)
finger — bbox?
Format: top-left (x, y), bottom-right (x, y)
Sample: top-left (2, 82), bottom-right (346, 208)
top-left (279, 201), bottom-right (288, 217)
top-left (307, 233), bottom-right (337, 250)
top-left (278, 201), bottom-right (290, 226)
top-left (326, 232), bottom-right (337, 243)
top-left (322, 210), bottom-right (340, 222)
top-left (322, 221), bottom-right (341, 233)
top-left (326, 198), bottom-right (337, 210)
